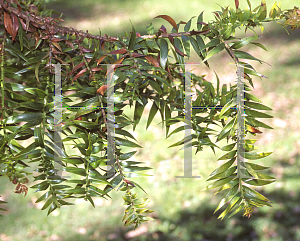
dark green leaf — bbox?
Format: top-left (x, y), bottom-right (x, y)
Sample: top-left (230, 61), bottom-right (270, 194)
top-left (6, 113), bottom-right (43, 124)
top-left (245, 109), bottom-right (273, 118)
top-left (209, 158), bottom-right (236, 177)
top-left (203, 43), bottom-right (225, 62)
top-left (64, 167), bottom-right (86, 176)
top-left (244, 68), bottom-right (267, 78)
top-left (128, 25), bottom-right (136, 51)
top-left (203, 38), bottom-right (220, 49)
top-left (207, 166), bottom-right (237, 181)
top-left (221, 143), bottom-right (236, 151)
top-left (167, 125), bottom-right (184, 138)
top-left (62, 157), bottom-right (84, 165)
top-left (217, 117), bottom-right (236, 142)
top-left (244, 151), bottom-right (272, 160)
top-left (197, 11), bottom-right (204, 31)
top-left (146, 23), bottom-right (154, 35)
top-left (244, 179), bottom-right (275, 186)
top-left (243, 185), bottom-right (271, 202)
top-left (244, 162), bottom-right (269, 170)
top-left (214, 179), bottom-right (239, 195)
top-left (218, 150), bottom-right (237, 161)
top-left (250, 42), bottom-right (267, 51)
top-left (66, 188), bottom-right (86, 194)
top-left (146, 101), bottom-right (159, 130)
top-left (214, 184), bottom-right (239, 213)
top-left (41, 197), bottom-right (53, 210)
top-left (231, 35), bottom-right (259, 49)
top-left (119, 151), bottom-right (137, 160)
top-left (165, 104), bottom-right (171, 137)
top-left (245, 101), bottom-right (272, 110)
top-left (245, 92), bottom-right (262, 103)
top-left (246, 116), bottom-right (273, 129)
top-left (218, 196), bottom-right (242, 220)
top-left (233, 50), bottom-right (264, 63)
top-left (115, 137), bottom-right (142, 148)
top-left (115, 129), bottom-right (137, 141)
top-left (35, 191), bottom-right (51, 203)
top-left (148, 79), bottom-right (163, 95)
top-left (202, 177), bottom-right (235, 190)
top-left (133, 101), bottom-right (144, 131)
top-left (160, 38), bottom-right (168, 69)
top-left (181, 35), bottom-right (190, 58)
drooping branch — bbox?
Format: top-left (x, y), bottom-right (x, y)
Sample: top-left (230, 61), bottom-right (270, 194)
top-left (0, 3), bottom-right (210, 43)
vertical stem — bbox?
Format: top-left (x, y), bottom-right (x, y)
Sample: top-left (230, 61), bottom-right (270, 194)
top-left (223, 41), bottom-right (246, 197)
top-left (1, 35), bottom-right (6, 137)
top-left (236, 64), bottom-right (246, 180)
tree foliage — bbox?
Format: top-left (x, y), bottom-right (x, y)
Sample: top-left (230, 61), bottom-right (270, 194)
top-left (0, 0), bottom-right (299, 228)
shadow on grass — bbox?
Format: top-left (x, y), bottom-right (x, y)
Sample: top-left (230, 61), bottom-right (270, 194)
top-left (45, 0), bottom-right (300, 46)
top-left (44, 0), bottom-right (153, 37)
top-left (56, 159), bottom-right (300, 241)
top-left (263, 22), bottom-right (300, 43)
top-left (58, 189), bottom-right (300, 241)
top-left (45, 0), bottom-right (101, 20)
top-left (66, 156), bottom-right (299, 241)
top-left (1, 157), bottom-right (299, 241)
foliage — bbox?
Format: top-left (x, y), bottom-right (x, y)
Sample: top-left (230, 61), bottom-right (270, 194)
top-left (0, 0), bottom-right (299, 228)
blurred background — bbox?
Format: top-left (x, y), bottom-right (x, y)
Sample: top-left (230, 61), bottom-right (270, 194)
top-left (1, 0), bottom-right (300, 240)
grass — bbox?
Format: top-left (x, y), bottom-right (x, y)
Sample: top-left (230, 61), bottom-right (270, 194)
top-left (45, 0), bottom-right (298, 37)
top-left (1, 0), bottom-right (300, 240)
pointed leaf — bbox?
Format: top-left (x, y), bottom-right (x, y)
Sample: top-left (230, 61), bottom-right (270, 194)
top-left (231, 35), bottom-right (259, 49)
top-left (128, 24), bottom-right (136, 51)
top-left (244, 151), bottom-right (272, 160)
top-left (202, 177), bottom-right (234, 191)
top-left (221, 143), bottom-right (236, 151)
top-left (209, 158), bottom-right (236, 177)
top-left (133, 101), bottom-right (144, 131)
top-left (41, 197), bottom-right (53, 210)
top-left (234, 50), bottom-right (264, 63)
top-left (146, 23), bottom-right (154, 35)
top-left (115, 129), bottom-right (137, 141)
top-left (245, 101), bottom-right (272, 110)
top-left (244, 179), bottom-right (275, 186)
top-left (160, 38), bottom-right (168, 69)
top-left (218, 196), bottom-right (242, 220)
top-left (245, 109), bottom-right (273, 118)
top-left (115, 137), bottom-right (142, 148)
top-left (251, 42), bottom-right (267, 51)
top-left (245, 92), bottom-right (262, 103)
top-left (64, 167), bottom-right (86, 176)
top-left (244, 68), bottom-right (267, 78)
top-left (207, 166), bottom-right (237, 181)
top-left (165, 104), bottom-right (171, 137)
top-left (217, 117), bottom-right (236, 142)
top-left (214, 184), bottom-right (239, 213)
top-left (197, 11), bottom-right (204, 31)
top-left (218, 150), bottom-right (237, 161)
top-left (146, 101), bottom-right (159, 129)
top-left (244, 162), bottom-right (269, 170)
top-left (202, 43), bottom-right (225, 63)
top-left (243, 185), bottom-right (271, 202)
top-left (181, 35), bottom-right (190, 58)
